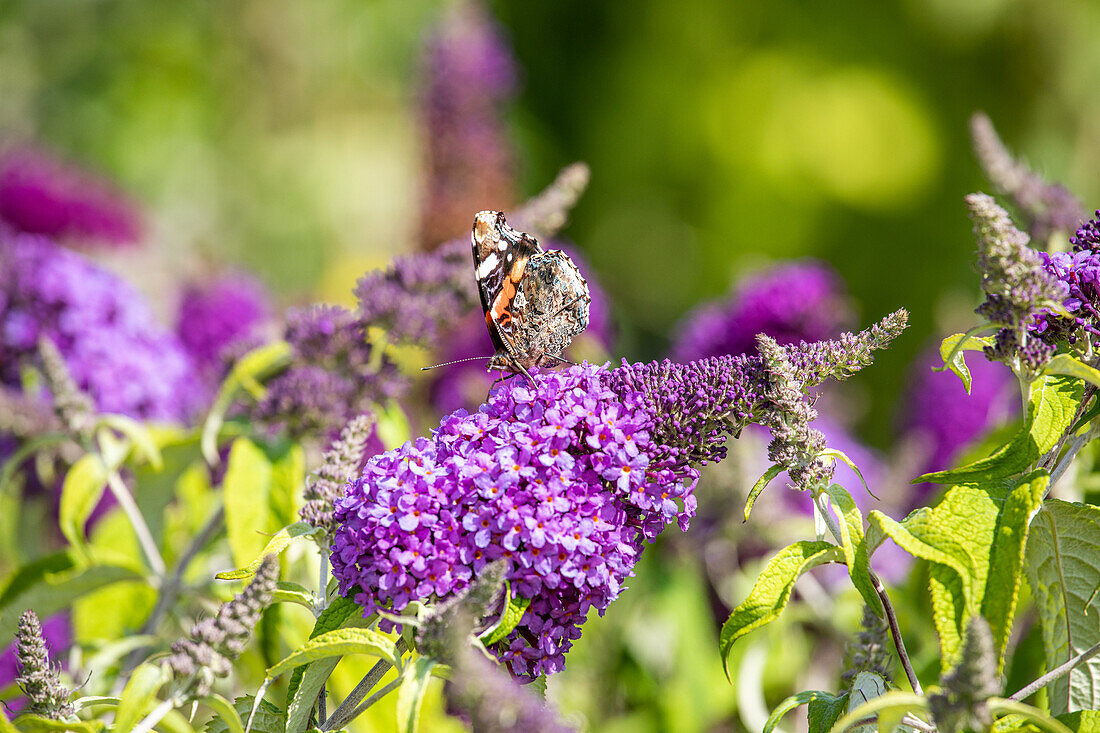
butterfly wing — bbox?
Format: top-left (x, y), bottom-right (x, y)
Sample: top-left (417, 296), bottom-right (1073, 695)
top-left (471, 211), bottom-right (543, 368)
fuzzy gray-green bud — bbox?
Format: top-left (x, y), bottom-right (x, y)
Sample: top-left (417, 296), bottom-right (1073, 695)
top-left (166, 555), bottom-right (278, 698)
top-left (14, 610), bottom-right (74, 720)
top-left (928, 615), bottom-right (1001, 732)
top-left (300, 413), bottom-right (374, 537)
top-left (37, 337), bottom-right (94, 440)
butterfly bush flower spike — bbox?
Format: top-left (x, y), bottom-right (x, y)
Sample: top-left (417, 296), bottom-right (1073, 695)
top-left (968, 192), bottom-right (1064, 373)
top-left (420, 0), bottom-right (517, 248)
top-left (165, 555), bottom-right (277, 699)
top-left (301, 413), bottom-right (377, 538)
top-left (970, 113), bottom-right (1083, 243)
top-left (252, 305), bottom-right (402, 438)
top-left (333, 310), bottom-right (906, 677)
top-left (13, 610), bottom-right (74, 720)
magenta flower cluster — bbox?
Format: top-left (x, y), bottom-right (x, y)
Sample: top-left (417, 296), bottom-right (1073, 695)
top-left (0, 230), bottom-right (202, 421)
top-left (1034, 211), bottom-right (1100, 343)
top-left (332, 364), bottom-right (694, 677)
top-left (0, 147), bottom-right (142, 247)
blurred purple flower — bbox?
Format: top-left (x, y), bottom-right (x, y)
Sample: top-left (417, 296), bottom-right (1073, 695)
top-left (333, 314), bottom-right (904, 676)
top-left (251, 305), bottom-right (404, 439)
top-left (0, 614), bottom-right (71, 715)
top-left (0, 146), bottom-right (142, 247)
top-left (0, 230), bottom-right (203, 421)
top-left (970, 113), bottom-right (1084, 243)
top-left (428, 241), bottom-right (613, 414)
top-left (671, 260), bottom-right (854, 361)
top-left (419, 0), bottom-right (518, 248)
top-left (901, 349), bottom-right (1018, 480)
top-left (176, 273), bottom-right (271, 379)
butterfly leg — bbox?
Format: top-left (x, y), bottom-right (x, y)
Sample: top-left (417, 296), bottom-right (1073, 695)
top-left (540, 352), bottom-right (577, 368)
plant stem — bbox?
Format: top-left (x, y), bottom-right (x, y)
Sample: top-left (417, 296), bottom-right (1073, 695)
top-left (120, 506), bottom-right (225, 676)
top-left (105, 468), bottom-right (166, 576)
top-left (811, 490), bottom-right (923, 695)
top-left (316, 547), bottom-right (330, 724)
top-left (321, 637), bottom-right (407, 731)
top-left (347, 678), bottom-right (405, 725)
top-left (131, 697), bottom-right (176, 733)
top-left (1049, 430), bottom-right (1092, 489)
top-left (1008, 639), bottom-right (1100, 702)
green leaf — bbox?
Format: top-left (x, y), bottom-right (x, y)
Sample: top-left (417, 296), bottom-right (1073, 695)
top-left (11, 716), bottom-right (104, 733)
top-left (205, 696), bottom-right (286, 733)
top-left (1055, 711), bottom-right (1100, 732)
top-left (269, 443), bottom-right (305, 528)
top-left (223, 437), bottom-right (278, 570)
top-left (1044, 355), bottom-right (1100, 390)
top-left (266, 627), bottom-right (396, 679)
top-left (272, 581), bottom-right (317, 609)
top-left (95, 414), bottom-right (163, 469)
top-left (71, 696), bottom-right (121, 713)
top-left (827, 691), bottom-right (927, 733)
top-left (202, 694), bottom-right (246, 733)
top-left (396, 657), bottom-right (436, 733)
top-left (286, 657), bottom-right (338, 733)
top-left (113, 662), bottom-right (168, 733)
top-left (1025, 500), bottom-right (1100, 715)
top-left (201, 340), bottom-right (292, 465)
top-left (0, 706), bottom-right (14, 733)
top-left (479, 582), bottom-right (530, 646)
top-left (0, 555), bottom-right (144, 641)
top-left (988, 699), bottom-right (1076, 733)
top-left (821, 449), bottom-right (876, 499)
top-left (763, 691), bottom-right (835, 733)
top-left (744, 464), bottom-right (784, 521)
top-left (284, 593), bottom-right (367, 707)
top-left (808, 692), bottom-right (849, 733)
top-left (868, 469), bottom-right (1048, 673)
top-left (57, 453), bottom-right (108, 554)
top-left (719, 540), bottom-right (841, 682)
top-left (216, 521), bottom-right (319, 580)
top-left (375, 400), bottom-right (411, 450)
top-left (919, 374), bottom-right (1081, 484)
top-left (820, 485), bottom-right (880, 615)
top-left (937, 331), bottom-right (995, 394)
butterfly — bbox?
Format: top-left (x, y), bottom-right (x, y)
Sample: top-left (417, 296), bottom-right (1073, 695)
top-left (470, 210), bottom-right (590, 381)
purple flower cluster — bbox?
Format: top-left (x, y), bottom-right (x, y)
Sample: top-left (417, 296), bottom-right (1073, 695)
top-left (428, 241), bottom-right (614, 414)
top-left (333, 313), bottom-right (907, 676)
top-left (333, 365), bottom-right (693, 677)
top-left (419, 0), bottom-right (518, 248)
top-left (0, 146), bottom-right (142, 247)
top-left (0, 231), bottom-right (202, 421)
top-left (251, 305), bottom-right (403, 438)
top-left (176, 273), bottom-right (271, 378)
top-left (1033, 211), bottom-right (1100, 345)
top-left (671, 260), bottom-right (853, 361)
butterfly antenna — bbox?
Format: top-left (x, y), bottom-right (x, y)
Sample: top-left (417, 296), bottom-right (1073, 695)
top-left (420, 355), bottom-right (492, 371)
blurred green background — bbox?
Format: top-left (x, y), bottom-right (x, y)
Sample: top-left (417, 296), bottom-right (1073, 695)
top-left (4, 0), bottom-right (1100, 442)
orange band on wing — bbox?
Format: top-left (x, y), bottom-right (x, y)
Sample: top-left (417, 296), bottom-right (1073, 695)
top-left (490, 258), bottom-right (527, 327)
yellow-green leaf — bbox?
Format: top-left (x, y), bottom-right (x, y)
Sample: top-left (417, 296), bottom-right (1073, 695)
top-left (719, 541), bottom-right (841, 682)
top-left (1025, 500), bottom-right (1100, 715)
top-left (396, 657), bottom-right (436, 733)
top-left (223, 437), bottom-right (277, 569)
top-left (216, 521), bottom-right (318, 580)
top-left (58, 454), bottom-right (108, 554)
top-left (266, 627), bottom-right (396, 679)
top-left (113, 662), bottom-right (168, 733)
top-left (937, 331), bottom-right (995, 394)
top-left (821, 484), bottom-right (880, 615)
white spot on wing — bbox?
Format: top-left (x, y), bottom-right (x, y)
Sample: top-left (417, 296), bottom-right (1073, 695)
top-left (476, 252), bottom-right (499, 279)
